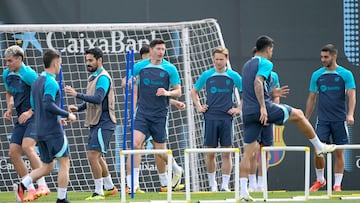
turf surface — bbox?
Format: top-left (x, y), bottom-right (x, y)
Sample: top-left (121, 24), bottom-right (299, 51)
top-left (1, 190), bottom-right (360, 203)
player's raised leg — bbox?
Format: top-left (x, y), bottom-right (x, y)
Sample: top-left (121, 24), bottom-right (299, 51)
top-left (287, 108), bottom-right (336, 155)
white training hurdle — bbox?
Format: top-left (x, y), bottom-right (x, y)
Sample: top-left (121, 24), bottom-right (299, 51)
top-left (261, 146), bottom-right (310, 201)
top-left (120, 149), bottom-right (173, 203)
top-left (184, 148), bottom-right (240, 203)
top-left (326, 144), bottom-right (360, 198)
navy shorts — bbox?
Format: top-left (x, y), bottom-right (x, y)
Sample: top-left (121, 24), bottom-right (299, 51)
top-left (10, 116), bottom-right (37, 145)
top-left (243, 103), bottom-right (292, 144)
top-left (258, 124), bottom-right (274, 146)
top-left (88, 126), bottom-right (113, 154)
top-left (316, 120), bottom-right (349, 145)
top-left (203, 119), bottom-right (233, 147)
top-left (37, 134), bottom-right (69, 163)
top-left (134, 112), bottom-right (168, 144)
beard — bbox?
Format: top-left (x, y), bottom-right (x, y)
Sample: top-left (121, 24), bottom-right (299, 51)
top-left (324, 61), bottom-right (333, 68)
top-left (87, 65), bottom-right (97, 72)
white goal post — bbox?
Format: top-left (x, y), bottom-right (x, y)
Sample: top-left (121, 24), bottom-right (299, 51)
top-left (0, 18), bottom-right (244, 192)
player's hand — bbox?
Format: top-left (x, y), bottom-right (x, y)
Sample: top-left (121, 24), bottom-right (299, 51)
top-left (61, 118), bottom-right (68, 126)
top-left (68, 113), bottom-right (76, 122)
top-left (272, 85), bottom-right (290, 98)
top-left (196, 104), bottom-right (208, 113)
top-left (347, 114), bottom-right (354, 125)
top-left (68, 105), bottom-right (78, 112)
top-left (175, 101), bottom-right (186, 110)
top-left (156, 88), bottom-right (169, 96)
top-left (64, 85), bottom-right (77, 97)
top-left (121, 77), bottom-right (137, 88)
top-left (18, 109), bottom-right (33, 124)
top-left (3, 110), bottom-right (12, 121)
top-left (259, 106), bottom-right (268, 125)
top-left (227, 107), bottom-right (241, 116)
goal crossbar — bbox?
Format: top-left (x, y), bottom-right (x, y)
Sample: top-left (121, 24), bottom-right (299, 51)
top-left (0, 18), bottom-right (218, 32)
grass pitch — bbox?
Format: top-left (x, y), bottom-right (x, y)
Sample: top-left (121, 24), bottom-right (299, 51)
top-left (0, 190), bottom-right (360, 203)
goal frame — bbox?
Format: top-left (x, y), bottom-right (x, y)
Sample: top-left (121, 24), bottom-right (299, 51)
top-left (0, 18), bottom-right (242, 192)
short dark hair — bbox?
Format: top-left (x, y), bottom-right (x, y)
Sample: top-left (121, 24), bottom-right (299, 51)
top-left (43, 49), bottom-right (60, 69)
top-left (256, 35), bottom-right (274, 52)
top-left (85, 47), bottom-right (103, 59)
top-left (321, 44), bottom-right (338, 55)
top-left (149, 39), bottom-right (165, 48)
top-left (251, 46), bottom-right (257, 56)
top-left (139, 44), bottom-right (150, 56)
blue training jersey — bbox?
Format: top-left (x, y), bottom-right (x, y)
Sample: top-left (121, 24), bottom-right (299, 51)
top-left (194, 67), bottom-right (242, 120)
top-left (32, 72), bottom-right (65, 140)
top-left (134, 58), bottom-right (181, 118)
top-left (309, 66), bottom-right (356, 121)
top-left (242, 56), bottom-right (273, 115)
top-left (3, 63), bottom-right (38, 116)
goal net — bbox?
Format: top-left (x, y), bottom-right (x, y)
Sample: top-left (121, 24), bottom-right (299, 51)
top-left (0, 18), bottom-right (244, 192)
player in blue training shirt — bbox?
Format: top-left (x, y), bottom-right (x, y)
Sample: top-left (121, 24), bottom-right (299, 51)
top-left (191, 47), bottom-right (242, 192)
top-left (65, 47), bottom-right (118, 200)
top-left (131, 39), bottom-right (183, 192)
top-left (3, 45), bottom-right (50, 201)
top-left (306, 44), bottom-right (356, 192)
top-left (122, 44), bottom-right (186, 194)
top-left (239, 35), bottom-right (336, 201)
top-left (248, 47), bottom-right (285, 192)
top-left (14, 49), bottom-right (76, 203)
top-left (249, 70), bottom-right (282, 192)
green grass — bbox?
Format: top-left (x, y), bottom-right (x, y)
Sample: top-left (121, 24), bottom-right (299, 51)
top-left (1, 190), bottom-right (360, 203)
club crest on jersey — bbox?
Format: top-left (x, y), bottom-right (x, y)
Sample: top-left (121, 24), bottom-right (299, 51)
top-left (269, 125), bottom-right (286, 167)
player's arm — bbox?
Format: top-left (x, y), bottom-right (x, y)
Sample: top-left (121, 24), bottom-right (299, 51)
top-left (227, 88), bottom-right (242, 116)
top-left (191, 73), bottom-right (208, 113)
top-left (44, 94), bottom-right (70, 117)
top-left (76, 88), bottom-right (106, 104)
top-left (228, 99), bottom-right (242, 116)
top-left (44, 94), bottom-right (76, 122)
top-left (18, 108), bottom-right (33, 124)
top-left (68, 102), bottom-right (87, 113)
top-left (65, 76), bottom-right (109, 104)
top-left (229, 73), bottom-right (243, 115)
top-left (156, 84), bottom-right (181, 98)
top-left (305, 92), bottom-right (317, 119)
top-left (4, 90), bottom-right (14, 120)
top-left (254, 75), bottom-right (268, 124)
top-left (133, 84), bottom-right (138, 110)
top-left (191, 87), bottom-right (208, 113)
top-left (45, 80), bottom-right (75, 121)
top-left (121, 76), bottom-right (137, 89)
top-left (16, 68), bottom-right (38, 124)
top-left (305, 72), bottom-right (320, 120)
top-left (157, 66), bottom-right (182, 98)
top-left (170, 99), bottom-right (185, 110)
top-left (121, 77), bottom-right (127, 88)
top-left (346, 88), bottom-right (356, 125)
